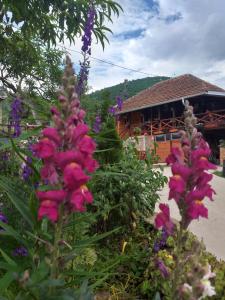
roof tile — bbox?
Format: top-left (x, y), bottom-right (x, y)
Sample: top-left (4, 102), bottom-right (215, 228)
top-left (119, 74), bottom-right (225, 113)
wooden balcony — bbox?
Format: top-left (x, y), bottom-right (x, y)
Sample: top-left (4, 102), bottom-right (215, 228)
top-left (119, 109), bottom-right (225, 139)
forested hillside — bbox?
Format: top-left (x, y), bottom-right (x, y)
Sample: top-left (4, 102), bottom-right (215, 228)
top-left (89, 76), bottom-right (169, 102)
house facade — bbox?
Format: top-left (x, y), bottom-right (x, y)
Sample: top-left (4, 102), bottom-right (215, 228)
top-left (116, 74), bottom-right (225, 163)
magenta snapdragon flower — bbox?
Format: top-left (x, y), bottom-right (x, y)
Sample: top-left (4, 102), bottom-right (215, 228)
top-left (33, 56), bottom-right (98, 222)
top-left (155, 101), bottom-right (216, 231)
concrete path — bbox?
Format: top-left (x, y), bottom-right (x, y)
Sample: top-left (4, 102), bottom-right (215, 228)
top-left (156, 167), bottom-right (225, 261)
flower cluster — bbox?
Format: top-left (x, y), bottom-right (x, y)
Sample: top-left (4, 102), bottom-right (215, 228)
top-left (76, 2), bottom-right (95, 97)
top-left (108, 96), bottom-right (124, 116)
top-left (10, 97), bottom-right (22, 137)
top-left (153, 227), bottom-right (168, 252)
top-left (81, 1), bottom-right (95, 55)
top-left (179, 264), bottom-right (216, 299)
top-left (33, 56), bottom-right (98, 222)
top-left (13, 246), bottom-right (28, 257)
top-left (93, 114), bottom-right (102, 133)
top-left (155, 101), bottom-right (216, 231)
top-left (21, 157), bottom-right (32, 181)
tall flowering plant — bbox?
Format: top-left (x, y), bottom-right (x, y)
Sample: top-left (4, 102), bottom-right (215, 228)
top-left (33, 56), bottom-right (98, 222)
top-left (32, 56), bottom-right (98, 280)
top-left (76, 1), bottom-right (96, 97)
top-left (155, 101), bottom-right (216, 299)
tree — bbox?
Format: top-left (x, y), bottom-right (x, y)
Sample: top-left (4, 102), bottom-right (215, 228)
top-left (0, 34), bottom-right (63, 98)
top-left (0, 0), bottom-right (122, 47)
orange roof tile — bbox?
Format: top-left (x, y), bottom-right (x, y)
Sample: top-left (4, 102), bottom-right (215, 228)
top-left (119, 74), bottom-right (225, 114)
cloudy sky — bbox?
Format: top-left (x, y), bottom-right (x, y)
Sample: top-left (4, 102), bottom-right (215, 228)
top-left (66, 0), bottom-right (225, 92)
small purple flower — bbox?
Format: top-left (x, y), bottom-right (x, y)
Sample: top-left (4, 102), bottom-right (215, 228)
top-left (156, 259), bottom-right (169, 278)
top-left (0, 213), bottom-right (8, 230)
top-left (22, 157), bottom-right (32, 181)
top-left (10, 98), bottom-right (22, 137)
top-left (154, 227), bottom-right (168, 253)
top-left (13, 246), bottom-right (28, 257)
top-left (108, 106), bottom-right (116, 116)
top-left (116, 96), bottom-right (123, 111)
top-left (93, 115), bottom-right (102, 133)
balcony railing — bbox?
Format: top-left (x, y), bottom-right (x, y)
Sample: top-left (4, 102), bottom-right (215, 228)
top-left (119, 109), bottom-right (225, 139)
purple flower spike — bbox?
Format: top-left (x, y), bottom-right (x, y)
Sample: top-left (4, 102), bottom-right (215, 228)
top-left (13, 246), bottom-right (28, 257)
top-left (156, 259), bottom-right (169, 278)
top-left (22, 157), bottom-right (33, 181)
top-left (154, 227), bottom-right (168, 253)
top-left (76, 2), bottom-right (95, 97)
top-left (10, 98), bottom-right (22, 137)
top-left (81, 3), bottom-right (96, 55)
top-left (0, 213), bottom-right (8, 224)
top-left (93, 115), bottom-right (102, 133)
top-left (108, 106), bottom-right (116, 116)
top-left (116, 96), bottom-right (123, 111)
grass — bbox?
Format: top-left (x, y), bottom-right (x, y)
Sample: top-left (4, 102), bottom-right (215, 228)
top-left (213, 170), bottom-right (225, 178)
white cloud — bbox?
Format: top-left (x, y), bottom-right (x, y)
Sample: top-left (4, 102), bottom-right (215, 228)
top-left (65, 0), bottom-right (225, 91)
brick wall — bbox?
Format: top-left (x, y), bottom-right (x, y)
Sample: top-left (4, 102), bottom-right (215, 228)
top-left (220, 147), bottom-right (225, 165)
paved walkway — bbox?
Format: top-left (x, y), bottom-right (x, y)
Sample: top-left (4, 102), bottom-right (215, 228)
top-left (156, 167), bottom-right (225, 261)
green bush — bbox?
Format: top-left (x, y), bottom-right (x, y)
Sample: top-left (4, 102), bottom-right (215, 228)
top-left (91, 144), bottom-right (167, 232)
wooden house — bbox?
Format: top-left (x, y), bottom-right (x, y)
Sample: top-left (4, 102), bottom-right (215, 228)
top-left (116, 74), bottom-right (225, 163)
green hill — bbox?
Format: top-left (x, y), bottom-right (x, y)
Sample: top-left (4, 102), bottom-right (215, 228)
top-left (89, 76), bottom-right (170, 102)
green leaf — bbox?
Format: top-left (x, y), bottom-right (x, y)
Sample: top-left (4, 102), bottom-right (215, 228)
top-left (0, 249), bottom-right (17, 267)
top-left (72, 227), bottom-right (121, 249)
top-left (0, 221), bottom-right (27, 245)
top-left (0, 272), bottom-right (15, 290)
top-left (0, 176), bottom-right (34, 228)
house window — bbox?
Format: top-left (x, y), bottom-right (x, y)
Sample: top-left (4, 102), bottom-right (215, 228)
top-left (155, 134), bottom-right (166, 142)
top-left (171, 132), bottom-right (181, 140)
top-left (166, 133), bottom-right (171, 140)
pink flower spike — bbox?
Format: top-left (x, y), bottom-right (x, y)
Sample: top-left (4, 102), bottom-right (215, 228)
top-left (50, 106), bottom-right (60, 116)
top-left (166, 147), bottom-right (183, 165)
top-left (169, 163), bottom-right (191, 195)
top-left (155, 203), bottom-right (174, 234)
top-left (78, 109), bottom-right (86, 120)
top-left (70, 185), bottom-right (93, 212)
top-left (32, 138), bottom-right (56, 159)
top-left (187, 200), bottom-right (208, 220)
top-left (63, 163), bottom-right (90, 190)
top-left (171, 163), bottom-right (191, 180)
top-left (72, 124), bottom-right (89, 143)
top-left (191, 148), bottom-right (216, 171)
top-left (40, 163), bottom-right (59, 185)
top-left (38, 205), bottom-right (58, 222)
top-left (169, 176), bottom-right (185, 194)
top-left (42, 128), bottom-right (61, 145)
top-left (56, 150), bottom-right (84, 170)
top-left (36, 190), bottom-right (66, 203)
top-left (77, 135), bottom-right (96, 155)
top-left (83, 156), bottom-right (99, 173)
top-left (196, 172), bottom-right (213, 187)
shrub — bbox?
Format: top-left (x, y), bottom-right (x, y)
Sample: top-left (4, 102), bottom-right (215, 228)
top-left (91, 143), bottom-right (167, 232)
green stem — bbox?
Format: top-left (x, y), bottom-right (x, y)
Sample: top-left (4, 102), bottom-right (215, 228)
top-left (171, 221), bottom-right (184, 299)
top-left (50, 206), bottom-right (64, 280)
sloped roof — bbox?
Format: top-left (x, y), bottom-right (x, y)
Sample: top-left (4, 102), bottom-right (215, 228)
top-left (118, 74), bottom-right (225, 114)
